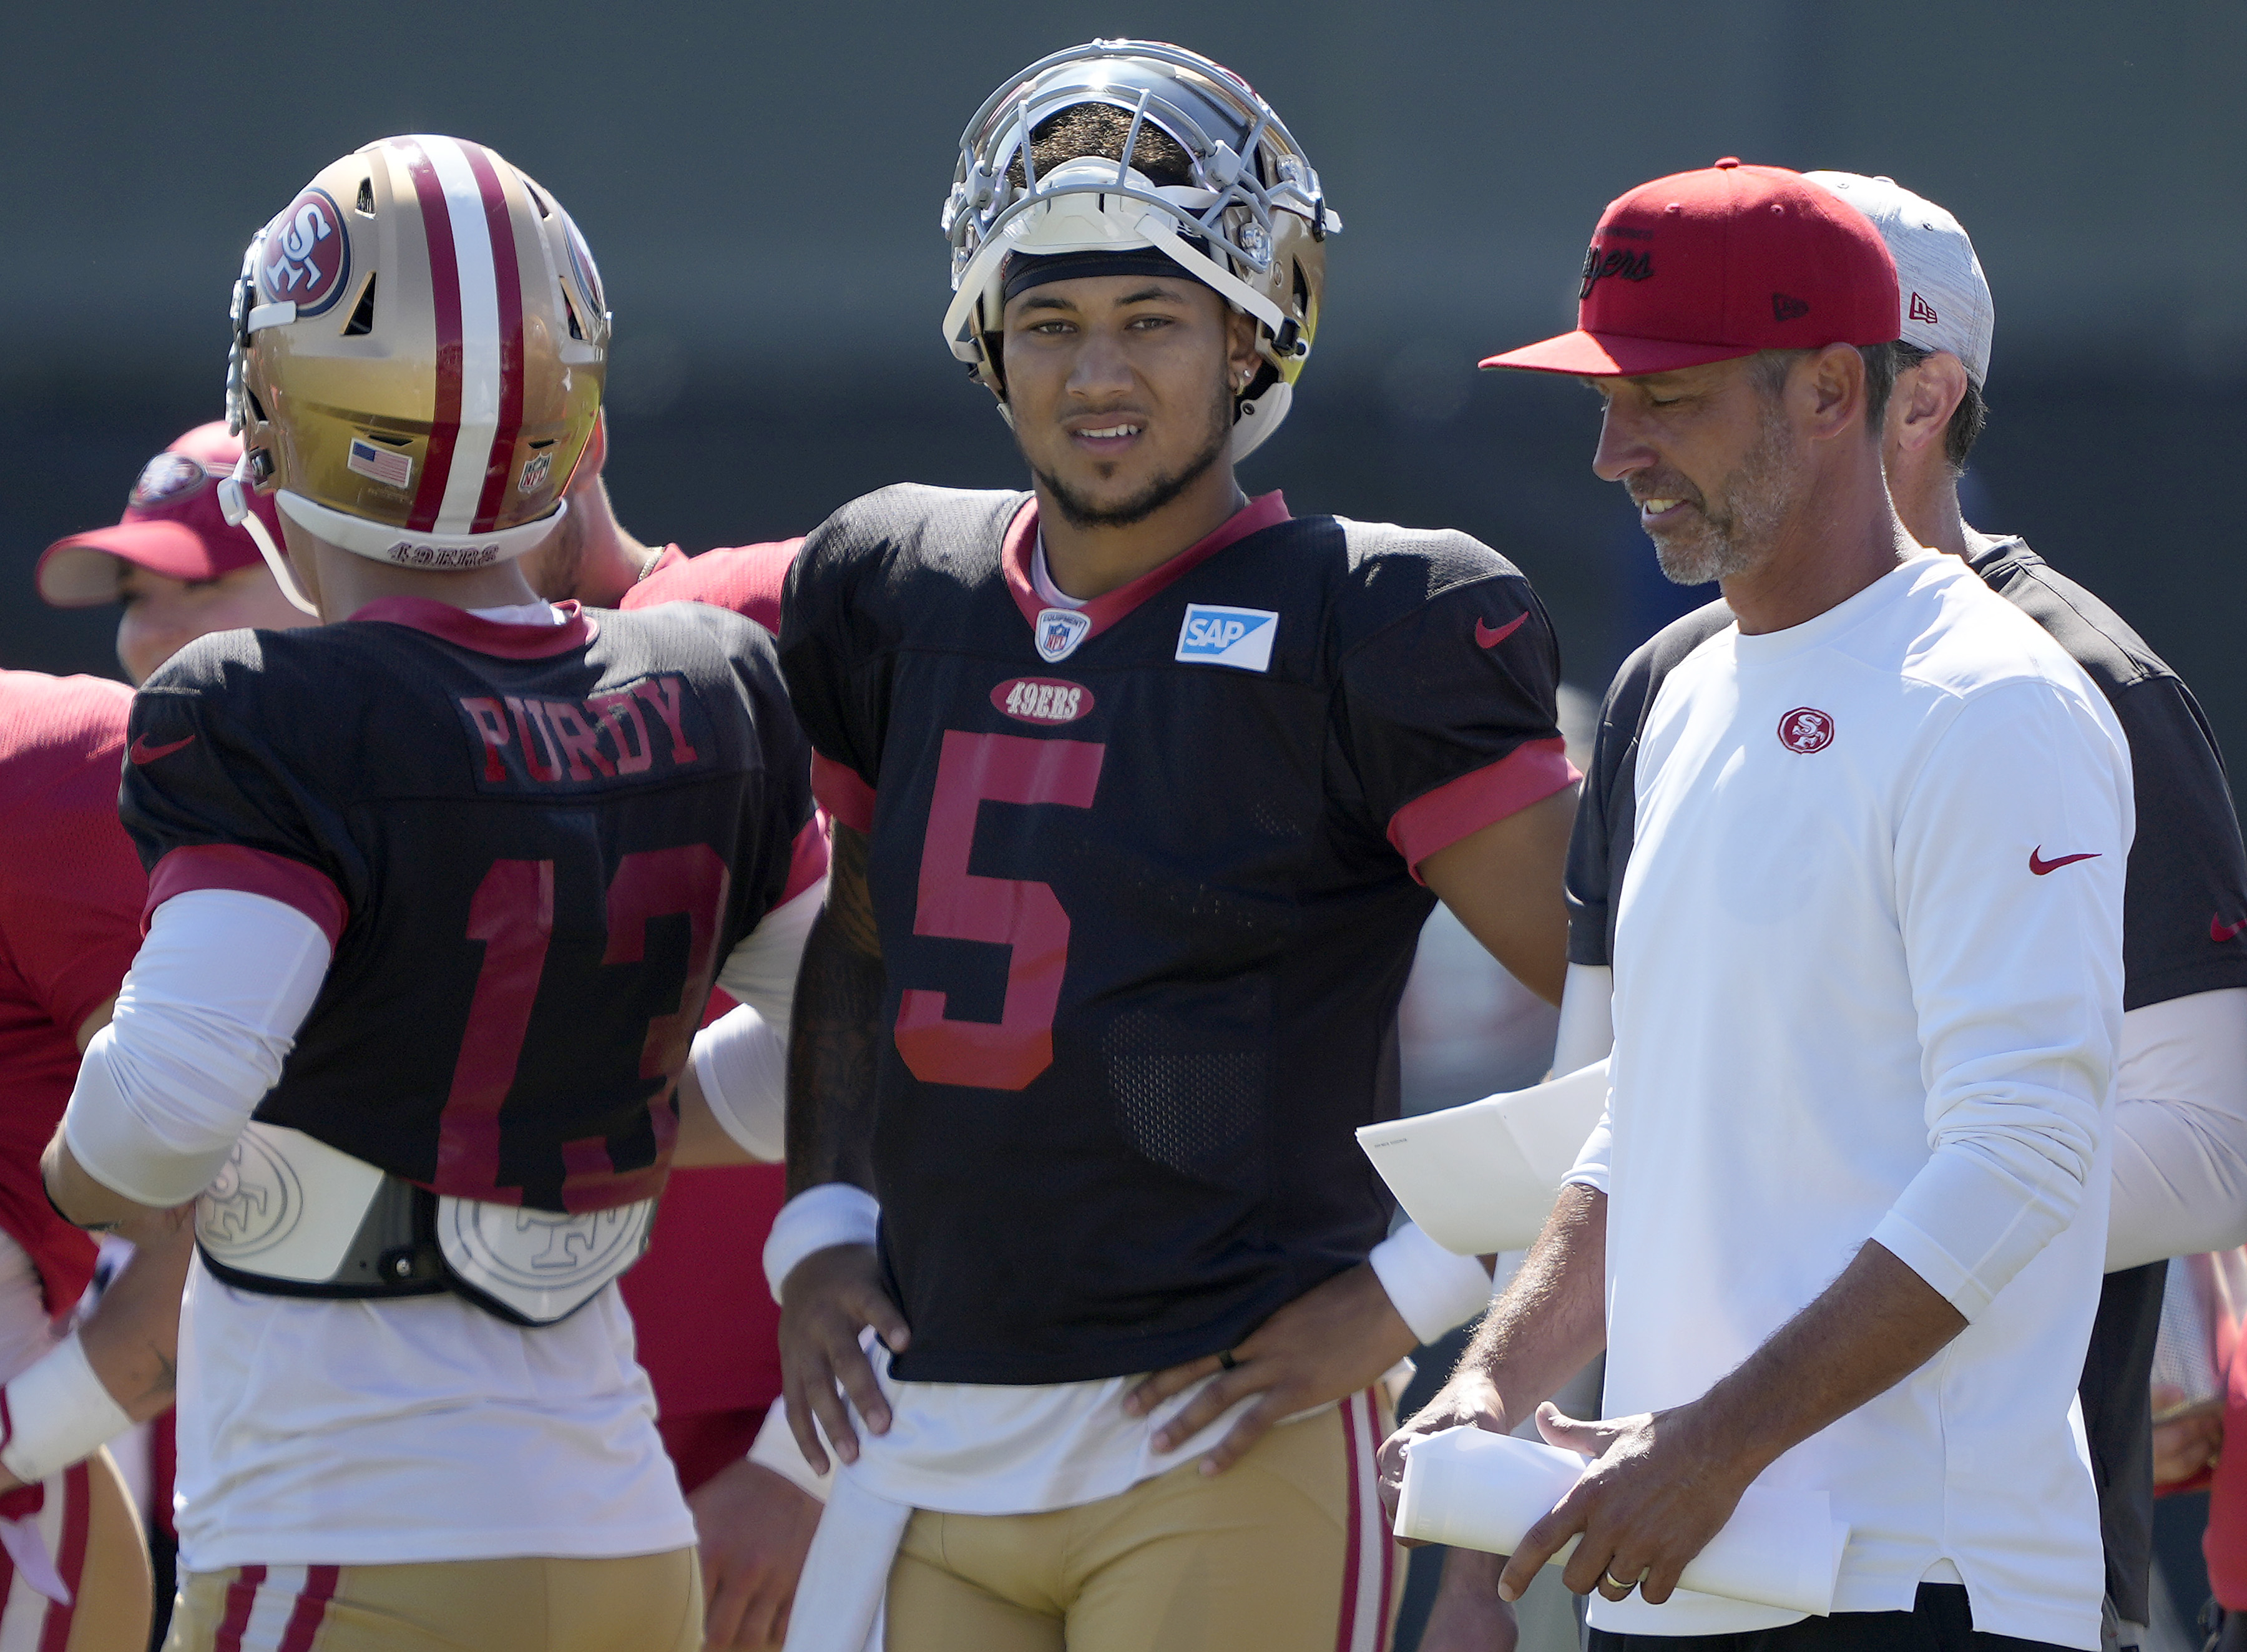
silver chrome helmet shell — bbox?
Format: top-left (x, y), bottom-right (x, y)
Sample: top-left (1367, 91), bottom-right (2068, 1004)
top-left (942, 39), bottom-right (1339, 461)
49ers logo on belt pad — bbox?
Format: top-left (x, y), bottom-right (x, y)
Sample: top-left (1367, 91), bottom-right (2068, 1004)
top-left (258, 187), bottom-right (351, 317)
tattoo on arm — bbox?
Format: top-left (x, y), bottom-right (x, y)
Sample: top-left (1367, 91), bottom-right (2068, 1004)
top-left (786, 823), bottom-right (887, 1196)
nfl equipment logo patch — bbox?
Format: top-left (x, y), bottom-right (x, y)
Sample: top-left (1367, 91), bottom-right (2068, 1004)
top-left (1036, 609), bottom-right (1092, 663)
top-left (1176, 604), bottom-right (1280, 673)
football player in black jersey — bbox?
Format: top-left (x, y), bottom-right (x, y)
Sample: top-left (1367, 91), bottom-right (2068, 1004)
top-left (40, 137), bottom-right (821, 1651)
top-left (770, 42), bottom-right (1579, 1652)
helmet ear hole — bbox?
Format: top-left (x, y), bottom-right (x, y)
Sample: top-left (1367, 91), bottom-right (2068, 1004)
top-left (355, 176), bottom-right (374, 215)
top-left (343, 274), bottom-right (377, 337)
top-left (245, 386), bottom-right (270, 426)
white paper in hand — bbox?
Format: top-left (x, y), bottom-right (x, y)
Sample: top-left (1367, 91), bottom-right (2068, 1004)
top-left (1393, 1427), bottom-right (1848, 1616)
top-left (1355, 1059), bottom-right (1610, 1254)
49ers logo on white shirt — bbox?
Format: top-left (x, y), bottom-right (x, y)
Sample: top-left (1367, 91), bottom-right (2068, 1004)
top-left (1778, 706), bottom-right (1836, 753)
top-left (992, 677), bottom-right (1094, 726)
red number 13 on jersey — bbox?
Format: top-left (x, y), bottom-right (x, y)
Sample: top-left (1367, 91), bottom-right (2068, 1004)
top-left (894, 730), bottom-right (1104, 1090)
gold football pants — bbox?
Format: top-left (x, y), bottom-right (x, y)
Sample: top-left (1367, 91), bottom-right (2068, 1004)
top-left (884, 1387), bottom-right (1398, 1652)
top-left (165, 1548), bottom-right (700, 1652)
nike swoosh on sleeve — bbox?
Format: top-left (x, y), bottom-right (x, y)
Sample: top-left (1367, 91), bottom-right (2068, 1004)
top-left (2214, 913), bottom-right (2247, 944)
top-left (2027, 847), bottom-right (2101, 876)
top-left (128, 733), bottom-right (197, 765)
top-left (1475, 614), bottom-right (1529, 650)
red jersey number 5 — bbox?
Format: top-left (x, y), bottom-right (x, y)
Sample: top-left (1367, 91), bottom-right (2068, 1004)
top-left (894, 730), bottom-right (1104, 1090)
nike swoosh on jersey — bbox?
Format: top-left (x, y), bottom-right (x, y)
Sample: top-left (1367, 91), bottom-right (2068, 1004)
top-left (2214, 914), bottom-right (2247, 944)
top-left (2027, 847), bottom-right (2101, 876)
top-left (1475, 613), bottom-right (1529, 650)
top-left (128, 733), bottom-right (197, 765)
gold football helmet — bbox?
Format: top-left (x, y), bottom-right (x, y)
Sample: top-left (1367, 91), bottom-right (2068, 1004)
top-left (941, 40), bottom-right (1339, 460)
top-left (222, 135), bottom-right (609, 601)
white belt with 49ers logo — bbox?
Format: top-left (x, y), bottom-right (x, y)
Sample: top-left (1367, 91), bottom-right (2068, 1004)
top-left (196, 1121), bottom-right (655, 1326)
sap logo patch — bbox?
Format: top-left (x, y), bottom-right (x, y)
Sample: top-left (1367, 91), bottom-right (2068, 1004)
top-left (1176, 604), bottom-right (1279, 672)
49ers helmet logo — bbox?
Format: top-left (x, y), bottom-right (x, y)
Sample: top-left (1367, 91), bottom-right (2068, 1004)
top-left (1777, 706), bottom-right (1836, 753)
top-left (258, 187), bottom-right (351, 316)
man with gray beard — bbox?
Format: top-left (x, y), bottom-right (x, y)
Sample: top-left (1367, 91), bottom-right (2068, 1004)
top-left (1384, 160), bottom-right (2130, 1652)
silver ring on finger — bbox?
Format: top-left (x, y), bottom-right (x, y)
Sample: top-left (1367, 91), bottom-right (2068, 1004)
top-left (1603, 1566), bottom-right (1643, 1595)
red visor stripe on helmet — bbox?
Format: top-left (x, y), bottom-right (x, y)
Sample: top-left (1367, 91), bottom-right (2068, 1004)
top-left (398, 139), bottom-right (466, 535)
top-left (463, 142), bottom-right (527, 534)
top-left (418, 136), bottom-right (507, 535)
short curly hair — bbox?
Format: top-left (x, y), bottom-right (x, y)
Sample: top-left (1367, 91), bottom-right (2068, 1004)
top-left (1004, 102), bottom-right (1197, 192)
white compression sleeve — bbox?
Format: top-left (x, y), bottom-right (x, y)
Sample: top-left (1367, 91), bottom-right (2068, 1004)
top-left (1368, 1221), bottom-right (1494, 1344)
top-left (0, 1332), bottom-right (132, 1486)
top-left (1549, 963), bottom-right (1615, 1076)
top-left (2106, 987), bottom-right (2247, 1272)
top-left (689, 1003), bottom-right (788, 1163)
top-left (62, 889), bottom-right (331, 1208)
top-left (713, 877), bottom-right (823, 1034)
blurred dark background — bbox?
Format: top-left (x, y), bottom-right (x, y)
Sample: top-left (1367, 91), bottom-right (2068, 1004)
top-left (6, 1), bottom-right (2241, 760)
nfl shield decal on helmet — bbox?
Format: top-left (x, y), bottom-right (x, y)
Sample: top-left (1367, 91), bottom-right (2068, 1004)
top-left (1036, 608), bottom-right (1092, 663)
top-left (258, 187), bottom-right (351, 316)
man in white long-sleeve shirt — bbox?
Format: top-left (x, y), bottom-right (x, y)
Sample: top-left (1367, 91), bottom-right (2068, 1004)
top-left (1388, 159), bottom-right (2132, 1652)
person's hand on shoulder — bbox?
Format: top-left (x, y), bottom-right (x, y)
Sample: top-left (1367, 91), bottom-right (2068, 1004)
top-left (690, 1457), bottom-right (823, 1649)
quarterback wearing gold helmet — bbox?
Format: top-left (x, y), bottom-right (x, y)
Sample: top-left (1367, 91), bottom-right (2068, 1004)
top-left (43, 135), bottom-right (827, 1650)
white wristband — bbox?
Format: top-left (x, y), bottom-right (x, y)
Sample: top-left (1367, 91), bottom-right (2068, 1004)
top-left (690, 1004), bottom-right (788, 1163)
top-left (747, 1397), bottom-right (835, 1502)
top-left (0, 1333), bottom-right (133, 1486)
top-left (1368, 1220), bottom-right (1494, 1346)
top-left (762, 1183), bottom-right (881, 1305)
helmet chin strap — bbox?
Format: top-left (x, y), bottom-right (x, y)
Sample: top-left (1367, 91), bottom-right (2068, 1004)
top-left (218, 459), bottom-right (322, 618)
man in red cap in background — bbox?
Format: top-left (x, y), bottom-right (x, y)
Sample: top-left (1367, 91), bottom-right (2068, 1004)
top-left (1385, 160), bottom-right (2129, 1651)
top-left (36, 422), bottom-right (315, 683)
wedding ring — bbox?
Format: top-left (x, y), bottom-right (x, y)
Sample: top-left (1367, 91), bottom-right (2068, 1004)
top-left (1217, 1349), bottom-right (1239, 1371)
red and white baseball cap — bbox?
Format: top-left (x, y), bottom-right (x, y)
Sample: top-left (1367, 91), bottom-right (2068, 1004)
top-left (37, 423), bottom-right (286, 607)
top-left (1481, 158), bottom-right (1901, 378)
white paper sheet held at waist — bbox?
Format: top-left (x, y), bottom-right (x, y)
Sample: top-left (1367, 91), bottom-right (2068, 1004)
top-left (1355, 1059), bottom-right (1610, 1254)
top-left (1393, 1426), bottom-right (1848, 1616)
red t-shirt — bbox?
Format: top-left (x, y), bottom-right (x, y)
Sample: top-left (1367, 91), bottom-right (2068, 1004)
top-left (616, 542), bottom-right (805, 1480)
top-left (0, 673), bottom-right (146, 1312)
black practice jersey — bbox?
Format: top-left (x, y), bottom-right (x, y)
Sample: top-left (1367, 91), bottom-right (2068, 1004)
top-left (122, 597), bottom-right (815, 1216)
top-left (1565, 537), bottom-right (2247, 1625)
top-left (781, 487), bottom-right (1570, 1384)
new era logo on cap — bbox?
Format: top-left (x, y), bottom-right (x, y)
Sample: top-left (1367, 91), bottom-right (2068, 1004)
top-left (1803, 172), bottom-right (1993, 387)
top-left (1176, 604), bottom-right (1280, 672)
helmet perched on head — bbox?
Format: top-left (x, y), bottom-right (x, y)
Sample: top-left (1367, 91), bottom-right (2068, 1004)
top-left (225, 135), bottom-right (609, 580)
top-left (942, 40), bottom-right (1339, 461)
